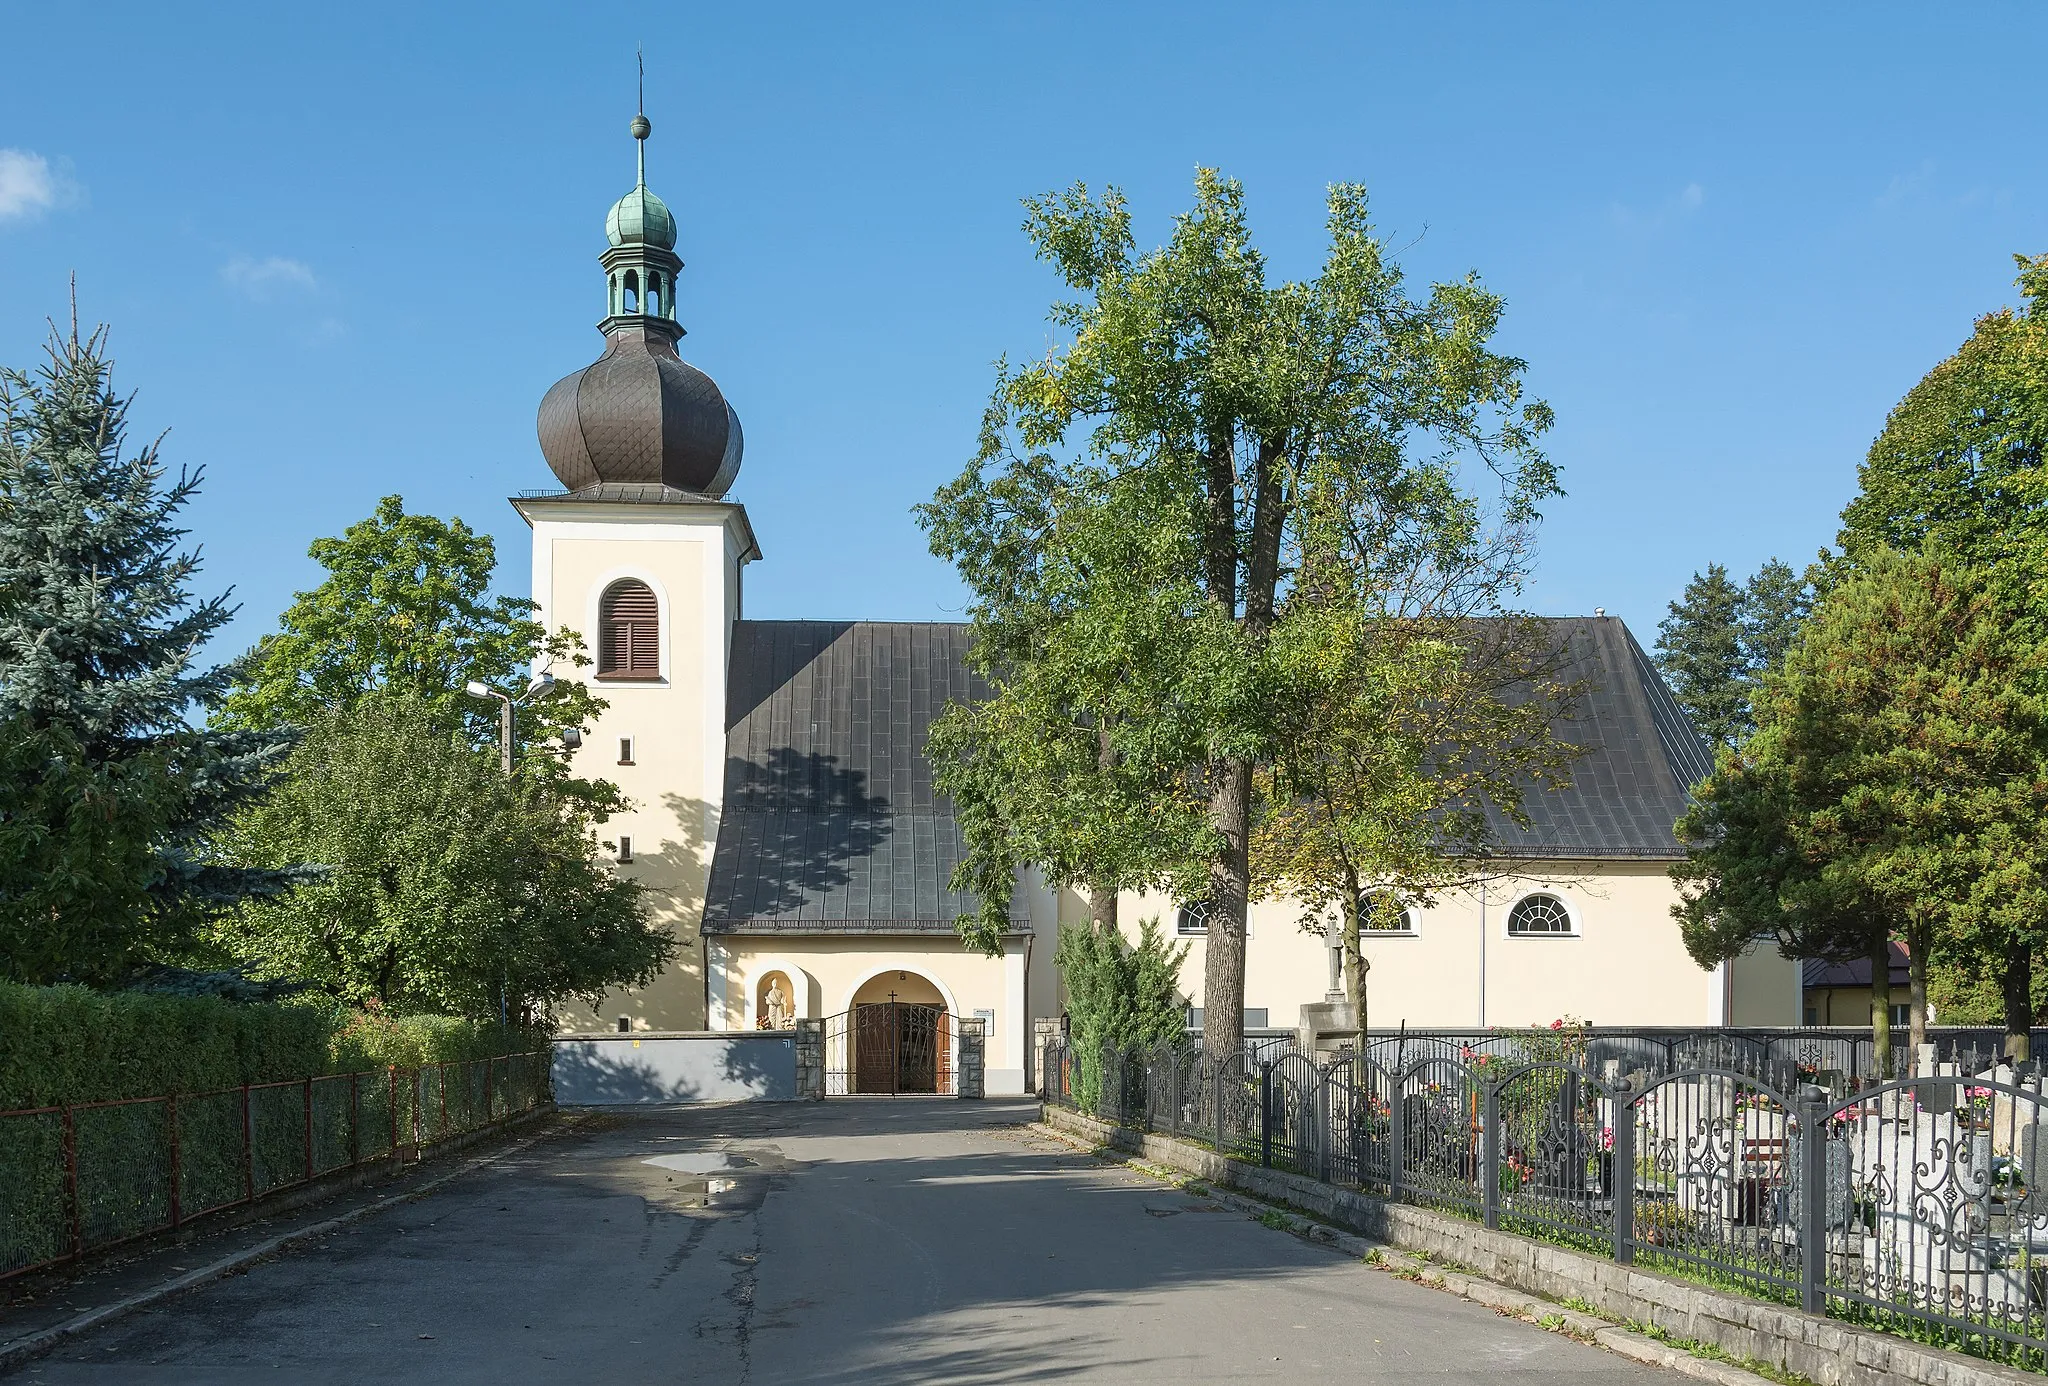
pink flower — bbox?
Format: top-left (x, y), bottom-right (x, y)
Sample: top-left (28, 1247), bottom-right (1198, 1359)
top-left (1550, 1019), bottom-right (1564, 1030)
top-left (1602, 1126), bottom-right (1614, 1151)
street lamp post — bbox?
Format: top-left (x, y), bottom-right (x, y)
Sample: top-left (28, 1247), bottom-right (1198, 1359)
top-left (465, 672), bottom-right (556, 776)
top-left (462, 672), bottom-right (564, 1036)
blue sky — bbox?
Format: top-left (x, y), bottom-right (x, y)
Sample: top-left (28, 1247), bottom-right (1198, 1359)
top-left (2, 4), bottom-right (2042, 661)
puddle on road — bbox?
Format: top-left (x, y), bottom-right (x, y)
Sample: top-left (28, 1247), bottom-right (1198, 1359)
top-left (641, 1152), bottom-right (758, 1175)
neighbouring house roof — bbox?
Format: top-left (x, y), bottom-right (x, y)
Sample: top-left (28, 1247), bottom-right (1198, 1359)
top-left (700, 614), bottom-right (1711, 936)
top-left (1802, 942), bottom-right (1911, 990)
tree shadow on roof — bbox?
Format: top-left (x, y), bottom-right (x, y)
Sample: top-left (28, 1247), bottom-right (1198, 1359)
top-left (697, 748), bottom-right (894, 927)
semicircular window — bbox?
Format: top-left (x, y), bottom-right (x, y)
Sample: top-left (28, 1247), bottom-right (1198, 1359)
top-left (1506, 892), bottom-right (1574, 937)
top-left (1175, 900), bottom-right (1211, 936)
top-left (598, 579), bottom-right (660, 679)
top-left (1358, 892), bottom-right (1415, 933)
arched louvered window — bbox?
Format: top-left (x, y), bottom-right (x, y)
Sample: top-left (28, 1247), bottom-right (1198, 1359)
top-left (598, 579), bottom-right (660, 679)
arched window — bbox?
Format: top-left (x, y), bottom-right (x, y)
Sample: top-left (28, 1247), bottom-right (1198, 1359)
top-left (1358, 891), bottom-right (1415, 934)
top-left (1507, 892), bottom-right (1575, 937)
top-left (598, 579), bottom-right (660, 678)
top-left (1175, 900), bottom-right (1210, 936)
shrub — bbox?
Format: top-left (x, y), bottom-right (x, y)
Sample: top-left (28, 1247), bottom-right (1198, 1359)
top-left (0, 983), bottom-right (329, 1109)
top-left (0, 984), bottom-right (546, 1111)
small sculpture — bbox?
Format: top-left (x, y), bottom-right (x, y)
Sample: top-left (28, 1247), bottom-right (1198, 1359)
top-left (764, 978), bottom-right (791, 1030)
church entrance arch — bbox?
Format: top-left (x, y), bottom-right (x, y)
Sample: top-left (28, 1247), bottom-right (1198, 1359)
top-left (823, 969), bottom-right (954, 1095)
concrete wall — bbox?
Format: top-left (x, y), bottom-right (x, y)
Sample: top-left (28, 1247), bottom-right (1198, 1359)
top-left (1123, 860), bottom-right (1802, 1030)
top-left (518, 499), bottom-right (754, 1034)
top-left (552, 1032), bottom-right (796, 1104)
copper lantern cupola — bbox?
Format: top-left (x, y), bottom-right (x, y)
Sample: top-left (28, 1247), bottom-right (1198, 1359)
top-left (536, 107), bottom-right (744, 498)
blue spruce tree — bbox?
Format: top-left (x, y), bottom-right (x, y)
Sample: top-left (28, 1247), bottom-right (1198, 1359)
top-left (0, 316), bottom-right (291, 983)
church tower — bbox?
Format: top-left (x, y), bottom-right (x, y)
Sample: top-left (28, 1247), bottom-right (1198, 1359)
top-left (514, 104), bottom-right (758, 1033)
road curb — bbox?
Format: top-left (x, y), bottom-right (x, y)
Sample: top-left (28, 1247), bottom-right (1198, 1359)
top-left (1028, 1119), bottom-right (1789, 1386)
top-left (0, 1113), bottom-right (580, 1376)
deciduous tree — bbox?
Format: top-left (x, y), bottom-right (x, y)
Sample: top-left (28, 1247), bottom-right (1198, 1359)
top-left (217, 693), bottom-right (669, 1021)
top-left (921, 172), bottom-right (1556, 1056)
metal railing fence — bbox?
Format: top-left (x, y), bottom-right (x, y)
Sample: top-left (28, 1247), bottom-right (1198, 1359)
top-left (0, 1051), bottom-right (551, 1284)
top-left (1048, 1039), bottom-right (2048, 1370)
top-left (1356, 1026), bottom-right (2048, 1087)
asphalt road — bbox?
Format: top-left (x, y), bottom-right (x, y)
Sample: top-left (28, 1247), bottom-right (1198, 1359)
top-left (6, 1099), bottom-right (1692, 1384)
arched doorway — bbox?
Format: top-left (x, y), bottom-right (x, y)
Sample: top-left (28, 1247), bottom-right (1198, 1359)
top-left (827, 971), bottom-right (953, 1095)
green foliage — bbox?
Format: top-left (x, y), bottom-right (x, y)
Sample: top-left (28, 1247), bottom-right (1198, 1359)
top-left (1654, 559), bottom-right (1815, 749)
top-left (1837, 253), bottom-right (2048, 582)
top-left (1252, 613), bottom-right (1579, 1034)
top-left (220, 494), bottom-right (601, 766)
top-left (921, 170), bottom-right (1557, 1054)
top-left (323, 1005), bottom-right (549, 1071)
top-left (1056, 917), bottom-right (1189, 1105)
top-left (0, 982), bottom-right (544, 1110)
top-left (214, 692), bottom-right (669, 1023)
top-left (0, 322), bottom-right (292, 984)
top-left (1674, 548), bottom-right (2048, 1071)
top-left (0, 982), bottom-right (329, 1108)
top-left (1656, 565), bottom-right (1747, 747)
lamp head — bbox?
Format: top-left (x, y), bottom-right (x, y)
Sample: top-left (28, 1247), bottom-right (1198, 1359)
top-left (464, 680), bottom-right (494, 699)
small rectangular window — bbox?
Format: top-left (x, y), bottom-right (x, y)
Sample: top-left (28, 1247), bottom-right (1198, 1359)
top-left (1244, 1008), bottom-right (1269, 1028)
top-left (618, 737), bottom-right (634, 765)
top-left (616, 1016), bottom-right (631, 1033)
top-left (618, 835), bottom-right (633, 864)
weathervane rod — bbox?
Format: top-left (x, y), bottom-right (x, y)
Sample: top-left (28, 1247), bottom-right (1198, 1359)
top-left (634, 44), bottom-right (648, 186)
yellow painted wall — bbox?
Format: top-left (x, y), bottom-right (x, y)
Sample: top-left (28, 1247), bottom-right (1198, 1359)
top-left (519, 500), bottom-right (750, 1034)
top-left (710, 935), bottom-right (1030, 1078)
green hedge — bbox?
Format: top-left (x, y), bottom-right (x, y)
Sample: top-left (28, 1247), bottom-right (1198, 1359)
top-left (0, 985), bottom-right (546, 1111)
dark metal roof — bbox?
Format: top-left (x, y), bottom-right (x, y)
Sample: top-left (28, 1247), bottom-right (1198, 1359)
top-left (703, 622), bottom-right (1016, 935)
top-left (1479, 617), bottom-right (1713, 861)
top-left (701, 615), bottom-right (1712, 936)
top-left (1803, 943), bottom-right (1911, 990)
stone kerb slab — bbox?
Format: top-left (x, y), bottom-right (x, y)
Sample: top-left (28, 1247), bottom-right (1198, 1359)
top-left (1039, 1103), bottom-right (2041, 1386)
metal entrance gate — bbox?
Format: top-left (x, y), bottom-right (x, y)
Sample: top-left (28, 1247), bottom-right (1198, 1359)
top-left (822, 1003), bottom-right (954, 1095)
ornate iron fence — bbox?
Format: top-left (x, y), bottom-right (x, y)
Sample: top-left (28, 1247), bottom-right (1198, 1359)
top-left (1045, 1040), bottom-right (2048, 1369)
top-left (1358, 1027), bottom-right (2045, 1086)
top-left (0, 1051), bottom-right (552, 1284)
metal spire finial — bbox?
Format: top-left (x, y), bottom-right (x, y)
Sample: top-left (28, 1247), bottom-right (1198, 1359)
top-left (630, 46), bottom-right (650, 186)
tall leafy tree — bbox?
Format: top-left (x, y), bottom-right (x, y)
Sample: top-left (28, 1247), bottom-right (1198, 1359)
top-left (218, 693), bottom-right (669, 1020)
top-left (221, 495), bottom-right (599, 757)
top-left (1830, 251), bottom-right (2048, 1051)
top-left (1251, 613), bottom-right (1578, 1037)
top-left (921, 172), bottom-right (1556, 1055)
top-left (1676, 548), bottom-right (2048, 1071)
top-left (1837, 254), bottom-right (2048, 575)
top-left (0, 320), bottom-right (290, 984)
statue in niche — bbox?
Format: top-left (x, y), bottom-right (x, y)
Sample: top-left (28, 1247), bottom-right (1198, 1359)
top-left (763, 978), bottom-right (791, 1030)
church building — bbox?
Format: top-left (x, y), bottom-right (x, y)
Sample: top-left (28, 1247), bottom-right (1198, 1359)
top-left (515, 113), bottom-right (1800, 1096)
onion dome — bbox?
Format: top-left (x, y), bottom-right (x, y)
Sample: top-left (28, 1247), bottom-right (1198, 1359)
top-left (536, 109), bottom-right (744, 499)
top-left (605, 186), bottom-right (676, 249)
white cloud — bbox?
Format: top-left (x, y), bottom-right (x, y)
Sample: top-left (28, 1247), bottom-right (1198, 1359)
top-left (0, 149), bottom-right (59, 222)
top-left (221, 255), bottom-right (318, 300)
top-left (1609, 181), bottom-right (1707, 234)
